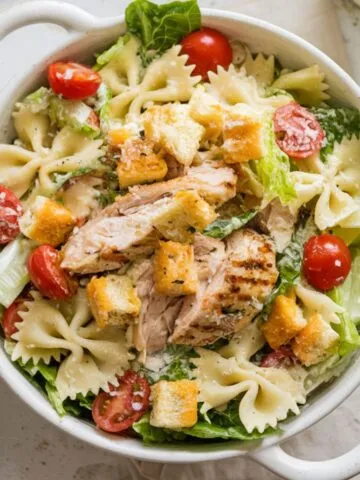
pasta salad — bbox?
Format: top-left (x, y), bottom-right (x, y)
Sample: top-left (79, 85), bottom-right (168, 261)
top-left (1, 0), bottom-right (360, 444)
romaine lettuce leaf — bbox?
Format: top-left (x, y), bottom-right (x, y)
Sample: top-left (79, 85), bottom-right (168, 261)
top-left (311, 107), bottom-right (360, 161)
top-left (49, 97), bottom-right (100, 138)
top-left (94, 83), bottom-right (112, 130)
top-left (23, 87), bottom-right (52, 113)
top-left (125, 0), bottom-right (201, 64)
top-left (328, 249), bottom-right (360, 357)
top-left (4, 341), bottom-right (94, 418)
top-left (204, 210), bottom-right (257, 239)
top-left (133, 402), bottom-right (279, 443)
top-left (0, 238), bottom-right (32, 307)
top-left (256, 120), bottom-right (296, 205)
top-left (94, 34), bottom-right (131, 71)
top-left (138, 344), bottom-right (197, 385)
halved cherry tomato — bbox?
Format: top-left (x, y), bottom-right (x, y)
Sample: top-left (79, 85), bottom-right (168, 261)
top-left (260, 346), bottom-right (296, 368)
top-left (180, 27), bottom-right (233, 80)
top-left (27, 245), bottom-right (78, 300)
top-left (92, 371), bottom-right (150, 434)
top-left (48, 62), bottom-right (101, 100)
top-left (0, 185), bottom-right (23, 244)
top-left (303, 234), bottom-right (351, 291)
top-left (274, 102), bottom-right (325, 159)
top-left (1, 298), bottom-right (27, 340)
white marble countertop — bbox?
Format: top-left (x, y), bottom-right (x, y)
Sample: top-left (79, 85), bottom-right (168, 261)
top-left (0, 1), bottom-right (359, 479)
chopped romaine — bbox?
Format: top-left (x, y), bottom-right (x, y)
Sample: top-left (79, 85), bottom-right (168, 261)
top-left (125, 0), bottom-right (201, 64)
top-left (204, 210), bottom-right (257, 239)
top-left (0, 238), bottom-right (32, 307)
top-left (94, 34), bottom-right (131, 71)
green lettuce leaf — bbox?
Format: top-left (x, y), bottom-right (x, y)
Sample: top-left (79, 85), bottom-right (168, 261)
top-left (265, 213), bottom-right (317, 308)
top-left (311, 107), bottom-right (360, 161)
top-left (138, 344), bottom-right (197, 385)
top-left (133, 402), bottom-right (279, 444)
top-left (94, 34), bottom-right (131, 71)
top-left (4, 341), bottom-right (94, 418)
top-left (94, 83), bottom-right (112, 129)
top-left (0, 238), bottom-right (32, 307)
top-left (204, 210), bottom-right (257, 239)
top-left (49, 97), bottom-right (100, 138)
top-left (23, 87), bottom-right (52, 113)
top-left (256, 120), bottom-right (296, 205)
top-left (125, 0), bottom-right (201, 64)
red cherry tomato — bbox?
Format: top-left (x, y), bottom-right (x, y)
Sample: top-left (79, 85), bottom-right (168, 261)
top-left (92, 371), bottom-right (150, 434)
top-left (0, 185), bottom-right (23, 244)
top-left (27, 245), bottom-right (78, 300)
top-left (180, 27), bottom-right (233, 80)
top-left (48, 62), bottom-right (101, 100)
top-left (260, 346), bottom-right (296, 368)
top-left (1, 298), bottom-right (27, 340)
top-left (303, 234), bottom-right (351, 291)
top-left (274, 102), bottom-right (325, 159)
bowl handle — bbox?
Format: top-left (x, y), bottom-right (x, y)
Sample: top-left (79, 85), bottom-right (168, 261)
top-left (251, 443), bottom-right (360, 480)
top-left (0, 0), bottom-right (122, 39)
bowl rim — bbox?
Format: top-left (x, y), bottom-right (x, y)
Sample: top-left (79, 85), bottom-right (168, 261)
top-left (1, 6), bottom-right (360, 463)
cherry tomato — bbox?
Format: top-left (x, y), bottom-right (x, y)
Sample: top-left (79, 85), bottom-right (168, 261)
top-left (303, 234), bottom-right (351, 291)
top-left (48, 62), bottom-right (101, 100)
top-left (180, 27), bottom-right (233, 80)
top-left (260, 346), bottom-right (296, 368)
top-left (87, 110), bottom-right (100, 128)
top-left (274, 102), bottom-right (325, 159)
top-left (27, 245), bottom-right (78, 300)
top-left (92, 371), bottom-right (150, 434)
top-left (0, 185), bottom-right (23, 244)
top-left (1, 298), bottom-right (27, 340)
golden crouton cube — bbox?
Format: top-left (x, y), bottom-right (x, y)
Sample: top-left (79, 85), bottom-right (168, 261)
top-left (262, 295), bottom-right (307, 349)
top-left (150, 380), bottom-right (198, 428)
top-left (108, 128), bottom-right (133, 146)
top-left (154, 241), bottom-right (198, 296)
top-left (86, 275), bottom-right (141, 328)
top-left (292, 313), bottom-right (339, 366)
top-left (117, 138), bottom-right (168, 188)
top-left (189, 87), bottom-right (224, 141)
top-left (153, 190), bottom-right (217, 243)
top-left (19, 195), bottom-right (75, 247)
top-left (223, 112), bottom-right (265, 163)
top-left (144, 104), bottom-right (205, 166)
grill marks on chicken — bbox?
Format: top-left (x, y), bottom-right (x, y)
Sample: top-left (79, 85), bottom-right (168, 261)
top-left (169, 229), bottom-right (278, 347)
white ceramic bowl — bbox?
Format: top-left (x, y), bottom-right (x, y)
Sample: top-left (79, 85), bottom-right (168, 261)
top-left (0, 3), bottom-right (360, 479)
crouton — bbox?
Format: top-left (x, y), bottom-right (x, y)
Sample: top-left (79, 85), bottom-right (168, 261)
top-left (153, 190), bottom-right (217, 243)
top-left (292, 313), bottom-right (339, 366)
top-left (154, 241), bottom-right (198, 296)
top-left (86, 275), bottom-right (141, 328)
top-left (144, 104), bottom-right (205, 166)
top-left (262, 294), bottom-right (307, 349)
top-left (19, 195), bottom-right (75, 247)
top-left (223, 110), bottom-right (265, 163)
top-left (150, 380), bottom-right (198, 428)
top-left (108, 128), bottom-right (133, 146)
top-left (189, 87), bottom-right (224, 141)
top-left (117, 138), bottom-right (168, 188)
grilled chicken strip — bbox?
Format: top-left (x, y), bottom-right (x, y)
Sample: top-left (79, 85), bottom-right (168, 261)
top-left (169, 229), bottom-right (278, 346)
top-left (128, 235), bottom-right (225, 355)
top-left (61, 162), bottom-right (236, 274)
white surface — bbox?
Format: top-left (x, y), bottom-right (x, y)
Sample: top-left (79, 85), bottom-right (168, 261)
top-left (0, 0), bottom-right (360, 479)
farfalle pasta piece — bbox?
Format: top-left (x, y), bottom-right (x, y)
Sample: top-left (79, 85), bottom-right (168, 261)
top-left (13, 105), bottom-right (52, 156)
top-left (0, 144), bottom-right (40, 198)
top-left (295, 284), bottom-right (343, 325)
top-left (272, 65), bottom-right (329, 106)
top-left (109, 46), bottom-right (201, 122)
top-left (290, 171), bottom-right (324, 213)
top-left (206, 65), bottom-right (292, 111)
top-left (11, 290), bottom-right (131, 400)
top-left (220, 320), bottom-right (265, 360)
top-left (243, 48), bottom-right (275, 86)
top-left (193, 347), bottom-right (305, 433)
top-left (60, 176), bottom-right (102, 219)
top-left (98, 35), bottom-right (142, 95)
